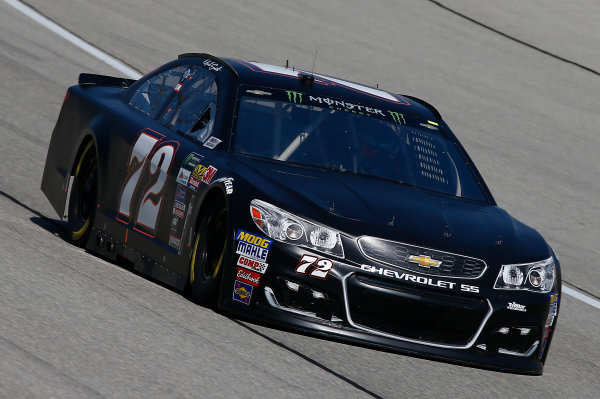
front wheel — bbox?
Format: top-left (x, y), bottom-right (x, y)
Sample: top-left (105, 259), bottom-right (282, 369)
top-left (67, 140), bottom-right (98, 247)
top-left (188, 202), bottom-right (228, 306)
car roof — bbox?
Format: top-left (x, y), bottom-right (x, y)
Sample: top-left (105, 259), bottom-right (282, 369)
top-left (179, 53), bottom-right (441, 123)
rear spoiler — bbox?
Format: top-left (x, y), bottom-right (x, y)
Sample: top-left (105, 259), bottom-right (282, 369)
top-left (78, 73), bottom-right (136, 88)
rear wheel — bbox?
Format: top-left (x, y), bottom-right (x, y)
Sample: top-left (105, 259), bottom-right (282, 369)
top-left (189, 202), bottom-right (228, 305)
top-left (67, 141), bottom-right (98, 247)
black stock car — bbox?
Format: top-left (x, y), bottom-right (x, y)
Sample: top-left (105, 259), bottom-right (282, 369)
top-left (42, 53), bottom-right (560, 374)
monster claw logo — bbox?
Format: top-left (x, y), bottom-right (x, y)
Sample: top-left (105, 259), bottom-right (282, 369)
top-left (286, 90), bottom-right (303, 103)
top-left (388, 111), bottom-right (406, 124)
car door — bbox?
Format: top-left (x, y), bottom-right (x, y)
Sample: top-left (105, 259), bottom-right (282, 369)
top-left (111, 61), bottom-right (224, 273)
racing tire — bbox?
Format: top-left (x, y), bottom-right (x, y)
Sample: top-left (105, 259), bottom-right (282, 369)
top-left (67, 140), bottom-right (98, 247)
top-left (189, 202), bottom-right (228, 306)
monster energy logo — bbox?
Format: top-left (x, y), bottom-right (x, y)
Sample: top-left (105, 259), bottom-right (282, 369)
top-left (388, 111), bottom-right (406, 124)
top-left (286, 90), bottom-right (303, 103)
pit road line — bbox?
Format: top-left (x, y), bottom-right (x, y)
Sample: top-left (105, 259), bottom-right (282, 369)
top-left (5, 0), bottom-right (599, 312)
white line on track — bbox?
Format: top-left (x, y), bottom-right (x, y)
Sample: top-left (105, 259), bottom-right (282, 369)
top-left (563, 285), bottom-right (600, 309)
top-left (5, 0), bottom-right (600, 312)
top-left (4, 0), bottom-right (142, 79)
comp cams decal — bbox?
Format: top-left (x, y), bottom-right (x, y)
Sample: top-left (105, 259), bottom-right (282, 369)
top-left (360, 264), bottom-right (479, 293)
top-left (237, 255), bottom-right (268, 274)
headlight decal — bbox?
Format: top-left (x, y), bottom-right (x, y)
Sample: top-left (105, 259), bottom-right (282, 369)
top-left (250, 199), bottom-right (345, 258)
top-left (494, 257), bottom-right (555, 293)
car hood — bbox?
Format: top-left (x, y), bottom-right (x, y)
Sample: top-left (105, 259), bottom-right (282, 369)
top-left (232, 155), bottom-right (550, 264)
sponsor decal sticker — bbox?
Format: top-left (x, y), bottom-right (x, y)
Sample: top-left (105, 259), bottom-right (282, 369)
top-left (173, 201), bottom-right (185, 212)
top-left (176, 168), bottom-right (191, 186)
top-left (203, 59), bottom-right (222, 72)
top-left (203, 136), bottom-right (222, 149)
top-left (539, 326), bottom-right (552, 359)
top-left (388, 111), bottom-right (406, 124)
top-left (545, 292), bottom-right (559, 327)
top-left (237, 255), bottom-right (268, 274)
top-left (236, 241), bottom-right (269, 262)
top-left (236, 267), bottom-right (261, 286)
top-left (507, 302), bottom-right (527, 312)
top-left (173, 207), bottom-right (185, 219)
top-left (169, 234), bottom-right (181, 250)
top-left (192, 164), bottom-right (208, 179)
top-left (175, 184), bottom-right (187, 203)
top-left (308, 95), bottom-right (386, 116)
top-left (188, 175), bottom-right (201, 190)
top-left (183, 152), bottom-right (204, 169)
top-left (235, 229), bottom-right (272, 262)
top-left (286, 90), bottom-right (303, 103)
top-left (236, 229), bottom-right (272, 248)
top-left (360, 264), bottom-right (479, 293)
top-left (201, 165), bottom-right (217, 184)
top-left (233, 280), bottom-right (253, 305)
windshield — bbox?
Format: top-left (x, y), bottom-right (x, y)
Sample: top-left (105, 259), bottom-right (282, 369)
top-left (233, 87), bottom-right (487, 201)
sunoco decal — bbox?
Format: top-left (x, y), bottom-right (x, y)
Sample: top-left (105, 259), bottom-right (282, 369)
top-left (233, 280), bottom-right (253, 305)
top-left (360, 265), bottom-right (479, 293)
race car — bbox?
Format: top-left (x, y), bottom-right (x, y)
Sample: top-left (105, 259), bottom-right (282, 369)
top-left (41, 53), bottom-right (561, 374)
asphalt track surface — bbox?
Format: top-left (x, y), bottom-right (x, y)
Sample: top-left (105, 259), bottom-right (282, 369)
top-left (1, 0), bottom-right (599, 397)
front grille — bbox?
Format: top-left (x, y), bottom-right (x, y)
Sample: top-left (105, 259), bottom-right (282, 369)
top-left (344, 273), bottom-right (490, 347)
top-left (358, 236), bottom-right (486, 278)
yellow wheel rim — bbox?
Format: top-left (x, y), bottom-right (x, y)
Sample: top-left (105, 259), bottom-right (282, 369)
top-left (190, 232), bottom-right (201, 283)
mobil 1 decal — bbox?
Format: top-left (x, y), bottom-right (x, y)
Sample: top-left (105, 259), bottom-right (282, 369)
top-left (116, 128), bottom-right (180, 237)
top-left (235, 229), bottom-right (272, 262)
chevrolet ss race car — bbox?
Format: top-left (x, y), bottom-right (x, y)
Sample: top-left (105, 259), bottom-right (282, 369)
top-left (42, 53), bottom-right (561, 374)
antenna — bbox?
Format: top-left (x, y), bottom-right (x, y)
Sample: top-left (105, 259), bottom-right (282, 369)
top-left (285, 59), bottom-right (289, 68)
top-left (311, 48), bottom-right (318, 74)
